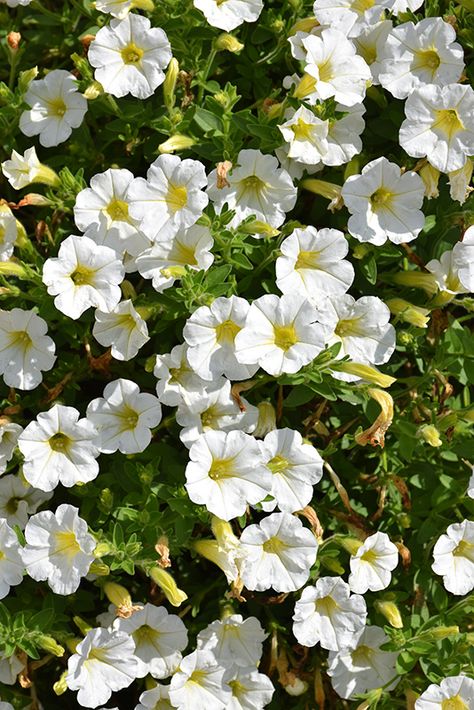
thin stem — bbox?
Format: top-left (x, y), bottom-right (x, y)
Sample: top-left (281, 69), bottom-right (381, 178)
top-left (197, 48), bottom-right (217, 105)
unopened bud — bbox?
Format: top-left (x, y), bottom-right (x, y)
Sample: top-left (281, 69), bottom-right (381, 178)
top-left (253, 401), bottom-right (277, 437)
top-left (158, 134), bottom-right (195, 154)
top-left (215, 33), bottom-right (244, 53)
top-left (374, 600), bottom-right (403, 628)
top-left (0, 260), bottom-right (28, 279)
top-left (94, 541), bottom-right (112, 557)
top-left (32, 163), bottom-right (61, 189)
top-left (289, 17), bottom-right (319, 34)
top-left (104, 581), bottom-right (132, 608)
top-left (419, 163), bottom-right (440, 199)
top-left (265, 101), bottom-right (285, 121)
top-left (391, 270), bottom-right (438, 295)
top-left (73, 616), bottom-right (92, 636)
top-left (340, 537), bottom-right (363, 556)
top-left (38, 635), bottom-right (65, 657)
top-left (160, 265), bottom-right (187, 279)
top-left (53, 670), bottom-right (68, 696)
top-left (131, 0), bottom-right (154, 9)
top-left (387, 298), bottom-right (430, 328)
top-left (448, 158), bottom-right (473, 205)
top-left (239, 219), bottom-right (280, 237)
top-left (17, 193), bottom-right (53, 208)
top-left (149, 567), bottom-right (188, 607)
top-left (300, 178), bottom-right (343, 211)
top-left (18, 66), bottom-right (38, 94)
top-left (7, 31), bottom-right (21, 53)
top-left (163, 58), bottom-right (179, 112)
top-left (417, 625), bottom-right (459, 642)
top-left (88, 560), bottom-right (110, 576)
top-left (83, 81), bottom-right (103, 100)
top-left (319, 555), bottom-right (345, 574)
top-left (417, 424), bottom-right (442, 447)
top-left (331, 362), bottom-right (396, 388)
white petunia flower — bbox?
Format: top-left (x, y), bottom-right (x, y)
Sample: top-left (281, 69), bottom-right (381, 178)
top-left (42, 235), bottom-right (124, 319)
top-left (1, 0), bottom-right (34, 5)
top-left (154, 343), bottom-right (211, 407)
top-left (88, 13), bottom-right (172, 99)
top-left (278, 106), bottom-right (329, 165)
top-left (302, 30), bottom-right (371, 107)
top-left (348, 531), bottom-right (399, 593)
top-left (448, 158), bottom-right (473, 206)
top-left (1, 147), bottom-right (41, 189)
top-left (226, 666), bottom-right (275, 710)
top-left (313, 0), bottom-right (394, 38)
top-left (95, 0), bottom-right (133, 18)
top-left (238, 512), bottom-right (318, 592)
top-left (322, 102), bottom-right (366, 166)
top-left (177, 378), bottom-right (258, 449)
top-left (0, 652), bottom-right (23, 685)
top-left (0, 205), bottom-right (18, 262)
top-left (354, 21), bottom-right (393, 85)
top-left (183, 295), bottom-right (258, 382)
top-left (432, 519), bottom-right (474, 596)
top-left (18, 404), bottom-right (100, 492)
top-left (293, 576), bottom-right (367, 651)
top-left (0, 422), bottom-right (22, 474)
top-left (426, 229), bottom-right (474, 296)
top-left (415, 675), bottom-right (474, 710)
top-left (276, 226), bottom-right (354, 299)
top-left (341, 156), bottom-right (425, 245)
top-left (185, 430), bottom-right (272, 521)
top-left (0, 518), bottom-right (23, 599)
top-left (377, 18), bottom-right (464, 100)
top-left (19, 70), bottom-right (87, 148)
top-left (234, 293), bottom-right (326, 377)
top-left (197, 614), bottom-right (266, 669)
top-left (93, 299), bottom-right (150, 361)
top-left (0, 474), bottom-right (52, 529)
top-left (327, 626), bottom-right (399, 700)
top-left (169, 649), bottom-right (232, 710)
top-left (136, 683), bottom-right (173, 710)
top-left (207, 149), bottom-right (297, 231)
top-left (21, 504), bottom-right (96, 595)
top-left (399, 84), bottom-right (474, 174)
top-left (74, 168), bottom-right (151, 257)
top-left (115, 603), bottom-right (188, 679)
top-left (0, 307), bottom-right (56, 390)
top-left (327, 294), bottom-right (396, 380)
top-left (136, 224), bottom-right (214, 292)
top-left (193, 0), bottom-right (263, 32)
top-left (127, 154), bottom-right (208, 242)
top-left (87, 378), bottom-right (162, 454)
top-left (391, 0), bottom-right (423, 12)
top-left (260, 428), bottom-right (323, 513)
top-left (194, 517), bottom-right (244, 585)
top-left (66, 627), bottom-right (138, 708)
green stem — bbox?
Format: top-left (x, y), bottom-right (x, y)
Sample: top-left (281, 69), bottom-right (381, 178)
top-left (197, 48), bottom-right (217, 104)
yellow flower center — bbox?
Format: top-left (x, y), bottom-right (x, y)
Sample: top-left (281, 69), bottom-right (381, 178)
top-left (49, 432), bottom-right (72, 453)
top-left (229, 679), bottom-right (245, 695)
top-left (106, 198), bottom-right (129, 222)
top-left (115, 313), bottom-right (137, 332)
top-left (263, 536), bottom-right (286, 554)
top-left (5, 497), bottom-right (20, 515)
top-left (215, 319), bottom-right (241, 344)
top-left (453, 539), bottom-right (474, 563)
top-left (351, 0), bottom-right (375, 12)
top-left (240, 174), bottom-right (267, 194)
top-left (0, 226), bottom-right (5, 244)
top-left (10, 330), bottom-right (32, 349)
top-left (117, 404), bottom-right (139, 430)
top-left (370, 187), bottom-right (393, 209)
top-left (201, 407), bottom-right (218, 428)
top-left (121, 42), bottom-right (144, 65)
top-left (434, 109), bottom-right (465, 139)
top-left (335, 318), bottom-right (361, 338)
top-left (71, 265), bottom-right (95, 286)
top-left (173, 240), bottom-right (198, 266)
top-left (134, 624), bottom-right (158, 643)
top-left (166, 183), bottom-right (188, 212)
top-left (295, 250), bottom-right (320, 269)
top-left (414, 48), bottom-right (441, 72)
top-left (273, 324), bottom-right (298, 351)
top-left (54, 530), bottom-right (81, 559)
top-left (291, 118), bottom-right (315, 142)
top-left (208, 457), bottom-right (234, 481)
top-left (360, 548), bottom-right (378, 564)
top-left (351, 644), bottom-right (374, 665)
top-left (267, 454), bottom-right (289, 474)
top-left (441, 696), bottom-right (469, 710)
top-left (316, 595), bottom-right (339, 616)
top-left (48, 97), bottom-right (67, 118)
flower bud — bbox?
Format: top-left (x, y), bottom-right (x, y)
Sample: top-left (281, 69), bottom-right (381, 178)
top-left (417, 424), bottom-right (442, 447)
top-left (131, 0), bottom-right (154, 9)
top-left (417, 625), bottom-right (459, 642)
top-left (18, 66), bottom-right (38, 94)
top-left (38, 634), bottom-right (65, 657)
top-left (16, 193), bottom-right (53, 208)
top-left (158, 134), bottom-right (195, 154)
top-left (94, 541), bottom-right (112, 557)
top-left (149, 567), bottom-right (188, 607)
top-left (374, 599), bottom-right (403, 628)
top-left (300, 178), bottom-right (343, 211)
top-left (331, 362), bottom-right (396, 388)
top-left (83, 81), bottom-right (103, 100)
top-left (319, 555), bottom-right (345, 574)
top-left (53, 670), bottom-right (68, 696)
top-left (66, 637), bottom-right (81, 653)
top-left (391, 270), bottom-right (438, 295)
top-left (32, 163), bottom-right (61, 189)
top-left (215, 33), bottom-right (244, 53)
top-left (448, 158), bottom-right (473, 205)
top-left (88, 560), bottom-right (110, 576)
top-left (253, 401), bottom-right (277, 437)
top-left (340, 537), bottom-right (363, 555)
top-left (289, 17), bottom-right (319, 34)
top-left (104, 581), bottom-right (132, 608)
top-left (163, 57), bottom-right (179, 112)
top-left (264, 101), bottom-right (285, 121)
top-left (160, 265), bottom-right (188, 279)
top-left (419, 163), bottom-right (440, 199)
top-left (73, 616), bottom-right (93, 635)
top-left (387, 298), bottom-right (430, 328)
top-left (7, 31), bottom-right (21, 53)
top-left (0, 260), bottom-right (28, 279)
top-left (238, 219), bottom-right (280, 237)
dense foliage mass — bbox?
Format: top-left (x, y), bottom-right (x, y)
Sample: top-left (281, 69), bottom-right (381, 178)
top-left (0, 0), bottom-right (473, 708)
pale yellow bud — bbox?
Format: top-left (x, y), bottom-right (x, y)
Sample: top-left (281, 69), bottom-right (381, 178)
top-left (158, 134), bottom-right (195, 154)
top-left (149, 567), bottom-right (188, 607)
top-left (215, 33), bottom-right (244, 53)
top-left (448, 158), bottom-right (473, 205)
top-left (94, 541), bottom-right (112, 557)
top-left (391, 270), bottom-right (438, 295)
top-left (32, 163), bottom-right (61, 188)
top-left (300, 178), bottom-right (343, 211)
top-left (253, 401), bottom-right (277, 437)
top-left (103, 582), bottom-right (132, 608)
top-left (238, 219), bottom-right (280, 237)
top-left (131, 0), bottom-right (154, 9)
top-left (83, 81), bottom-right (103, 100)
top-left (0, 260), bottom-right (28, 278)
top-left (417, 424), bottom-right (442, 447)
top-left (88, 560), bottom-right (110, 576)
top-left (53, 670), bottom-right (68, 696)
top-left (374, 599), bottom-right (403, 628)
top-left (340, 537), bottom-right (363, 555)
top-left (419, 163), bottom-right (440, 199)
top-left (163, 58), bottom-right (179, 111)
top-left (387, 298), bottom-right (430, 328)
top-left (38, 635), bottom-right (65, 657)
top-left (289, 17), bottom-right (319, 34)
top-left (331, 362), bottom-right (396, 388)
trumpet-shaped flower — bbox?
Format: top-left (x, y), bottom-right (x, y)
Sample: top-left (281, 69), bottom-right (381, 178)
top-left (0, 205), bottom-right (18, 262)
top-left (234, 293), bottom-right (326, 377)
top-left (238, 512), bottom-right (318, 592)
top-left (74, 168), bottom-right (151, 257)
top-left (115, 603), bottom-right (188, 678)
top-left (399, 84), bottom-right (474, 174)
top-left (154, 343), bottom-right (211, 406)
top-left (193, 0), bottom-right (263, 32)
top-left (66, 627), bottom-right (138, 708)
top-left (88, 13), bottom-right (172, 99)
top-left (136, 224), bottom-right (214, 292)
top-left (278, 106), bottom-right (329, 165)
top-left (226, 666), bottom-right (275, 710)
top-left (327, 626), bottom-right (399, 699)
top-left (348, 531), bottom-right (399, 593)
top-left (302, 30), bottom-right (371, 107)
top-left (183, 295), bottom-right (258, 381)
top-left (0, 422), bottom-right (22, 474)
top-left (0, 307), bottom-right (56, 390)
top-left (19, 70), bottom-right (87, 148)
top-left (136, 683), bottom-right (173, 710)
top-left (177, 378), bottom-right (258, 449)
top-left (197, 614), bottom-right (266, 669)
top-left (21, 504), bottom-right (96, 595)
top-left (0, 474), bottom-right (52, 529)
top-left (293, 576), bottom-right (367, 651)
top-left (432, 519), bottom-right (474, 596)
top-left (313, 0), bottom-right (394, 38)
top-left (341, 157), bottom-right (425, 245)
top-left (426, 229), bottom-right (474, 295)
top-left (42, 235), bottom-right (124, 319)
top-left (185, 430), bottom-right (272, 520)
top-left (415, 675), bottom-right (474, 710)
top-left (276, 226), bottom-right (354, 299)
top-left (260, 428), bottom-right (323, 513)
top-left (87, 378), bottom-right (161, 454)
top-left (1, 147), bottom-right (42, 189)
top-left (127, 154), bottom-right (208, 241)
top-left (169, 650), bottom-right (232, 710)
top-left (93, 299), bottom-right (150, 361)
top-left (377, 18), bottom-right (464, 100)
top-left (207, 149), bottom-right (297, 231)
top-left (354, 21), bottom-right (393, 85)
top-left (18, 404), bottom-right (100, 492)
top-left (0, 518), bottom-right (23, 599)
